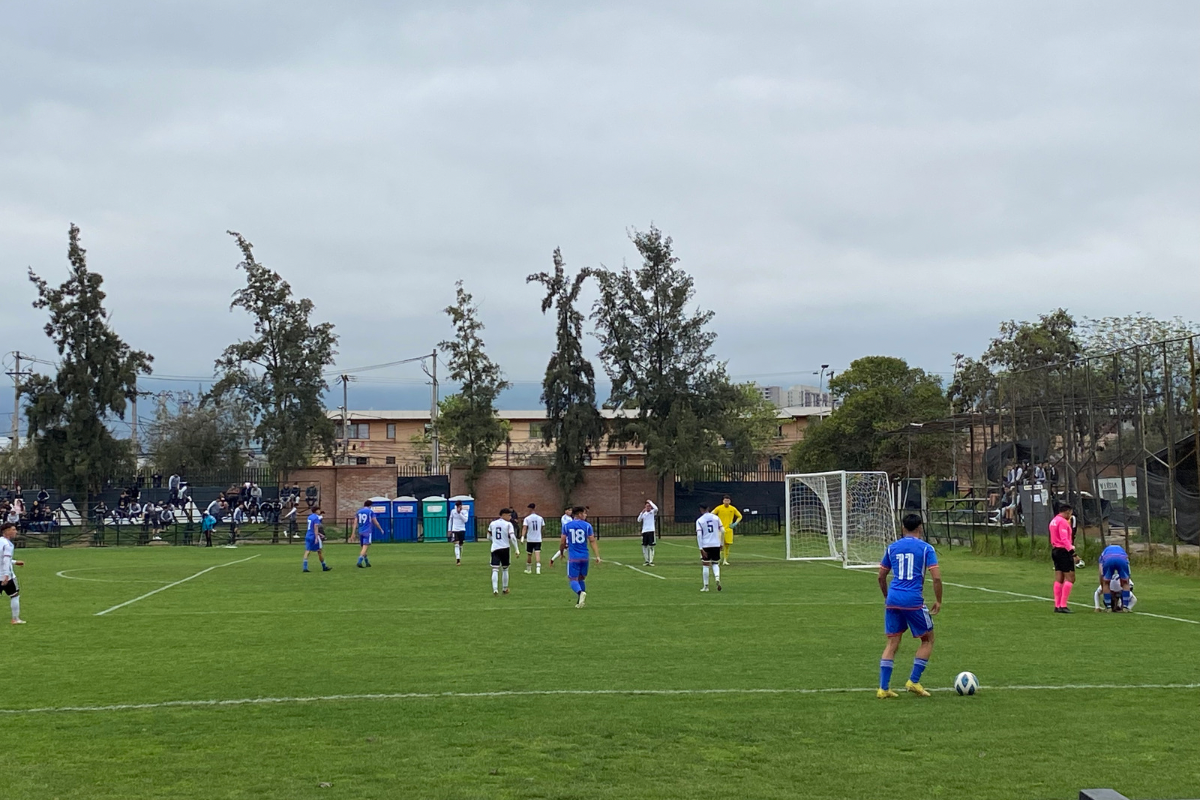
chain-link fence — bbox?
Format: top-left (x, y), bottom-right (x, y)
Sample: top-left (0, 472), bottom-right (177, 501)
top-left (933, 334), bottom-right (1200, 561)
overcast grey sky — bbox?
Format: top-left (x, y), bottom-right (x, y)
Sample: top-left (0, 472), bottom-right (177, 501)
top-left (3, 1), bottom-right (1197, 412)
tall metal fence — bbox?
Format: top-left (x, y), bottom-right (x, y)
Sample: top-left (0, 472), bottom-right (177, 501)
top-left (943, 334), bottom-right (1200, 557)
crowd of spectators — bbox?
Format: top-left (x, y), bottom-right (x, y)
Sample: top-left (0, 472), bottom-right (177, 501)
top-left (1, 485), bottom-right (57, 533)
top-left (989, 460), bottom-right (1059, 525)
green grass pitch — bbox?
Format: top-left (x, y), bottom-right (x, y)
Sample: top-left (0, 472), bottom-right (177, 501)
top-left (2, 536), bottom-right (1197, 799)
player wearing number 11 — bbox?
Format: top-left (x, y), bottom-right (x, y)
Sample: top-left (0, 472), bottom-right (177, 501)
top-left (876, 513), bottom-right (942, 699)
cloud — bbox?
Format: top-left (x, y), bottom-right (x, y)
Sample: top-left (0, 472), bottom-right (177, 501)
top-left (1, 0), bottom-right (1196, 406)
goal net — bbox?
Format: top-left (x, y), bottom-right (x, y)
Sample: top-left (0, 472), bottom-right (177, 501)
top-left (785, 471), bottom-right (897, 568)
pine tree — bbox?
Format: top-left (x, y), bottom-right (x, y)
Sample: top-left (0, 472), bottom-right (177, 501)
top-left (210, 232), bottom-right (337, 476)
top-left (438, 282), bottom-right (510, 496)
top-left (593, 226), bottom-right (773, 505)
top-left (24, 224), bottom-right (153, 495)
top-left (527, 248), bottom-right (605, 506)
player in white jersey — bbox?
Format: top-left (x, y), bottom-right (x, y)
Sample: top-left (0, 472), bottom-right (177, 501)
top-left (550, 508), bottom-right (573, 565)
top-left (638, 499), bottom-right (659, 566)
top-left (488, 508), bottom-right (520, 595)
top-left (522, 503), bottom-right (545, 574)
top-left (1, 522), bottom-right (26, 624)
top-left (695, 504), bottom-right (723, 592)
top-left (449, 500), bottom-right (470, 565)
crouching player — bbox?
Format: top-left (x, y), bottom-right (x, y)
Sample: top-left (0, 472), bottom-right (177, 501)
top-left (1096, 544), bottom-right (1135, 612)
top-left (876, 514), bottom-right (942, 699)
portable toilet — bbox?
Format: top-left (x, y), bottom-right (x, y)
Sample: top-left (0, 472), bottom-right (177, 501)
top-left (421, 496), bottom-right (449, 542)
top-left (449, 495), bottom-right (476, 541)
top-left (368, 497), bottom-right (392, 542)
top-left (391, 496), bottom-right (419, 542)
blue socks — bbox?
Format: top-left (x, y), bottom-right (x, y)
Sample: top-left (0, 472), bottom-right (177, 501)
top-left (910, 658), bottom-right (928, 684)
top-left (569, 580), bottom-right (582, 595)
top-left (579, 580), bottom-right (586, 593)
top-left (1121, 590), bottom-right (1131, 606)
top-left (357, 556), bottom-right (364, 566)
top-left (1103, 593), bottom-right (1112, 609)
top-left (879, 659), bottom-right (894, 690)
top-left (302, 559), bottom-right (308, 571)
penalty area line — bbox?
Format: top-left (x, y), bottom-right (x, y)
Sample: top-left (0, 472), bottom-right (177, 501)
top-left (94, 555), bottom-right (261, 616)
top-left (608, 560), bottom-right (667, 579)
top-left (3, 682), bottom-right (1198, 716)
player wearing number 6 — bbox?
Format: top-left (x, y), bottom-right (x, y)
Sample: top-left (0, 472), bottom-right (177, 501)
top-left (555, 507), bottom-right (600, 608)
top-left (876, 514), bottom-right (942, 699)
top-left (488, 509), bottom-right (520, 596)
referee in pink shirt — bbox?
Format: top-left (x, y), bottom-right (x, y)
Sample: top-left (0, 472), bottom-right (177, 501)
top-left (1050, 501), bottom-right (1079, 613)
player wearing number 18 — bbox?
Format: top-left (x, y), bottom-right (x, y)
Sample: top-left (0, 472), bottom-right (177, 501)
top-left (555, 507), bottom-right (601, 608)
top-left (876, 513), bottom-right (942, 699)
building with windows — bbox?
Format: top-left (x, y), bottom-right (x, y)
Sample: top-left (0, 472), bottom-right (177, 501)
top-left (756, 384), bottom-right (832, 412)
top-left (321, 407), bottom-right (820, 468)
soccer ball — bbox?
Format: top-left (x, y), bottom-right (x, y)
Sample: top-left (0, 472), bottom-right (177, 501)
top-left (954, 672), bottom-right (979, 696)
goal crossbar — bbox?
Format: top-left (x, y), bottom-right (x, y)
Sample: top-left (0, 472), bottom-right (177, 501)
top-left (785, 471), bottom-right (897, 569)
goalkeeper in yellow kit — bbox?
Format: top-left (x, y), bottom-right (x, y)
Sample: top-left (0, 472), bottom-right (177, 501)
top-left (714, 495), bottom-right (742, 565)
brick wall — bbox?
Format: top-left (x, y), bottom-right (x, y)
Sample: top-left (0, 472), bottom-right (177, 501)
top-left (287, 466), bottom-right (397, 525)
top-left (451, 466), bottom-right (672, 519)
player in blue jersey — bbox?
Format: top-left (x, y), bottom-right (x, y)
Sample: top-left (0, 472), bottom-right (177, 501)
top-left (355, 501), bottom-right (384, 568)
top-left (1097, 543), bottom-right (1133, 612)
top-left (554, 506), bottom-right (601, 608)
top-left (876, 513), bottom-right (942, 699)
top-left (303, 506), bottom-right (332, 573)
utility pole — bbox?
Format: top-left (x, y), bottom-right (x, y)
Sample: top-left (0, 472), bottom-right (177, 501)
top-left (430, 350), bottom-right (439, 473)
top-left (7, 352), bottom-right (32, 453)
top-left (130, 379), bottom-right (139, 456)
top-left (337, 374), bottom-right (354, 465)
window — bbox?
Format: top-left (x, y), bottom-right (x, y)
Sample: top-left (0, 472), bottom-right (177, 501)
top-left (385, 456), bottom-right (396, 465)
top-left (355, 457), bottom-right (368, 465)
top-left (618, 455), bottom-right (628, 467)
top-left (386, 423), bottom-right (396, 440)
top-left (529, 422), bottom-right (543, 440)
top-left (338, 422), bottom-right (370, 439)
top-left (775, 425), bottom-right (785, 439)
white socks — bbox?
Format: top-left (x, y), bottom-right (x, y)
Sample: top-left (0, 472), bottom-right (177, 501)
top-left (702, 565), bottom-right (710, 587)
top-left (712, 564), bottom-right (721, 582)
top-left (535, 563), bottom-right (541, 574)
top-left (10, 596), bottom-right (18, 621)
top-left (648, 547), bottom-right (655, 563)
top-left (492, 568), bottom-right (499, 593)
top-left (502, 568), bottom-right (509, 591)
top-left (455, 544), bottom-right (462, 561)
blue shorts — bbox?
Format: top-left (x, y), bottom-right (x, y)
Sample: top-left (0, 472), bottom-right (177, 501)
top-left (358, 532), bottom-right (372, 545)
top-left (567, 559), bottom-right (589, 580)
top-left (305, 534), bottom-right (322, 551)
top-left (885, 607), bottom-right (933, 638)
top-left (1101, 556), bottom-right (1130, 581)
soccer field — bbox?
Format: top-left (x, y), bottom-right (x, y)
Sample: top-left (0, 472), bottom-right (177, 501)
top-left (2, 537), bottom-right (1198, 800)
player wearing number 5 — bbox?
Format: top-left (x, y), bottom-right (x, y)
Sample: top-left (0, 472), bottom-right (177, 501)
top-left (555, 506), bottom-right (600, 608)
top-left (713, 495), bottom-right (742, 565)
top-left (876, 514), bottom-right (942, 699)
top-left (696, 504), bottom-right (723, 592)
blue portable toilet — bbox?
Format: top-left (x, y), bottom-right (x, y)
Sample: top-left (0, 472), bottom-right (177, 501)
top-left (449, 495), bottom-right (476, 542)
top-left (391, 496), bottom-right (419, 542)
top-left (368, 497), bottom-right (392, 542)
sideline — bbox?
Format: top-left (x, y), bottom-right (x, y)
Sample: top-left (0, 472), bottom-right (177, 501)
top-left (3, 682), bottom-right (1197, 716)
top-left (94, 555), bottom-right (261, 616)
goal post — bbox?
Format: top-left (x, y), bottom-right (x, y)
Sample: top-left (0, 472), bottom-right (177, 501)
top-left (785, 471), bottom-right (897, 568)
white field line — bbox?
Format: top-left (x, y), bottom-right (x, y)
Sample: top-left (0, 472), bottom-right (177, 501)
top-left (56, 569), bottom-right (169, 585)
top-left (608, 559), bottom-right (667, 579)
top-left (662, 540), bottom-right (1200, 626)
top-left (3, 682), bottom-right (1198, 716)
top-left (94, 555), bottom-right (260, 616)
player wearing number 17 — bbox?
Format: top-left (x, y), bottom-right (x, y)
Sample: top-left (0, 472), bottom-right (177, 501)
top-left (876, 513), bottom-right (942, 699)
top-left (556, 507), bottom-right (601, 608)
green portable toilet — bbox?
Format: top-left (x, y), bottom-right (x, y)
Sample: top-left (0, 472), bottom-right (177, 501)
top-left (421, 495), bottom-right (448, 542)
